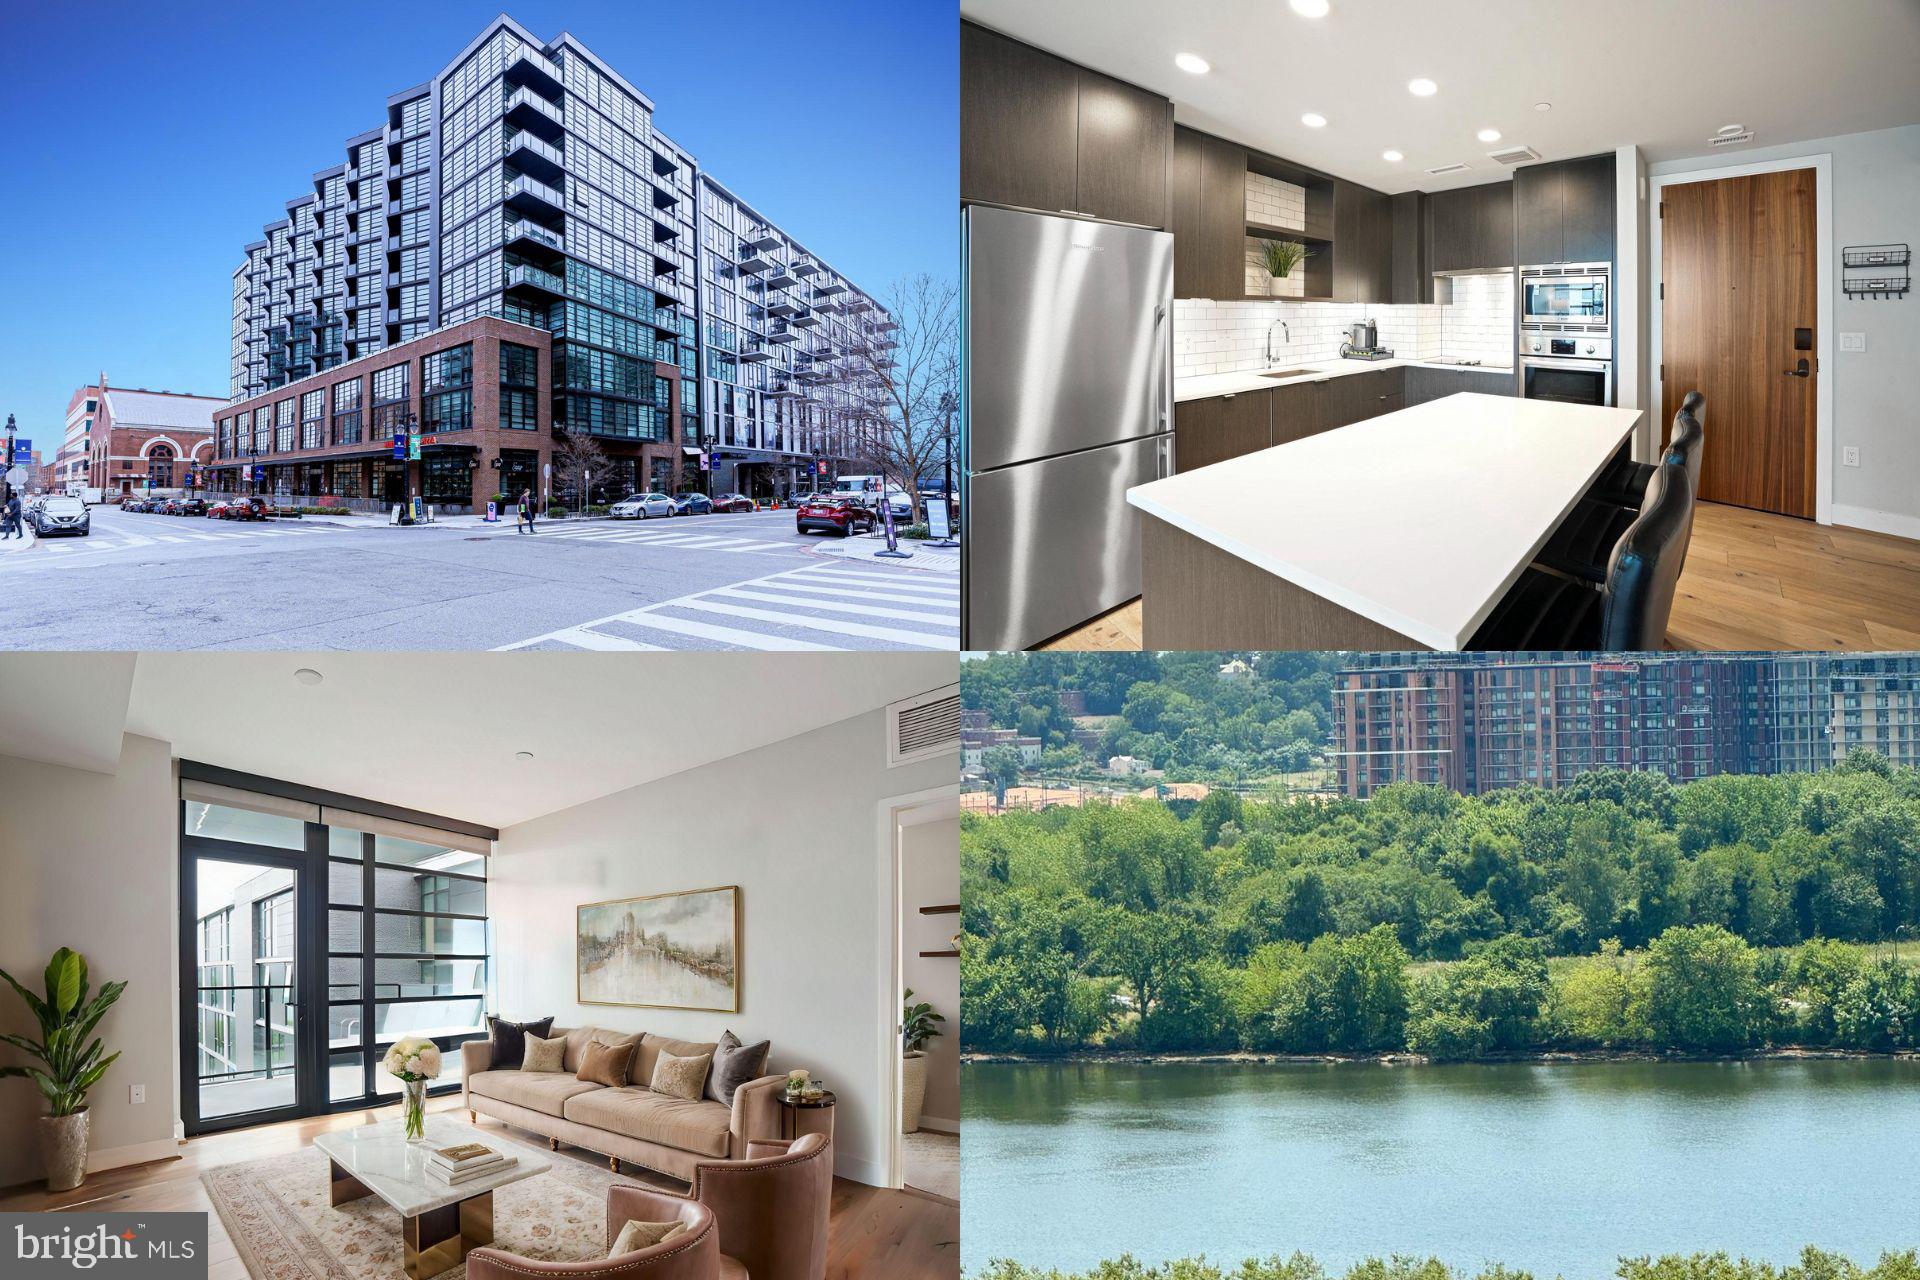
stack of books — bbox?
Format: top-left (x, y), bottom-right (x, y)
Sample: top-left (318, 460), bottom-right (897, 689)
top-left (426, 1141), bottom-right (516, 1185)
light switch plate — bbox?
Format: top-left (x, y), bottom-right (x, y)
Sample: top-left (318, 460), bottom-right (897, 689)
top-left (1840, 332), bottom-right (1867, 352)
top-left (1843, 447), bottom-right (1861, 467)
top-left (130, 1084), bottom-right (146, 1104)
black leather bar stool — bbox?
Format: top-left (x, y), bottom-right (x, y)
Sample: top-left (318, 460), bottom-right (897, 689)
top-left (1469, 455), bottom-right (1696, 650)
top-left (1536, 392), bottom-right (1705, 582)
top-left (1593, 391), bottom-right (1705, 509)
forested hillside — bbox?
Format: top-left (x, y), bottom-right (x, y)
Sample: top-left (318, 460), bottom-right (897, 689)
top-left (961, 754), bottom-right (1920, 1058)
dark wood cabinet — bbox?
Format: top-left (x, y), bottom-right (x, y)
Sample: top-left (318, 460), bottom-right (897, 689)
top-left (1513, 154), bottom-right (1615, 264)
top-left (1332, 180), bottom-right (1392, 304)
top-left (1170, 128), bottom-right (1206, 299)
top-left (1075, 67), bottom-right (1172, 227)
top-left (1391, 192), bottom-right (1431, 304)
top-left (960, 22), bottom-right (1172, 228)
top-left (1320, 368), bottom-right (1405, 429)
top-left (1197, 132), bottom-right (1249, 298)
top-left (960, 23), bottom-right (1078, 217)
top-left (1270, 381), bottom-right (1323, 444)
top-left (1406, 366), bottom-right (1517, 405)
top-left (1428, 181), bottom-right (1514, 273)
top-left (1174, 390), bottom-right (1271, 473)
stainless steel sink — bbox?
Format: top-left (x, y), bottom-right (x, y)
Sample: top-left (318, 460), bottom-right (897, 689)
top-left (1258, 368), bottom-right (1321, 379)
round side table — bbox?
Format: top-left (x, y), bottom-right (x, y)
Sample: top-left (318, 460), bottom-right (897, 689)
top-left (776, 1089), bottom-right (836, 1140)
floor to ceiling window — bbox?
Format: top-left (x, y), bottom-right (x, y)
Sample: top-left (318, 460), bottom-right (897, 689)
top-left (179, 773), bottom-right (494, 1135)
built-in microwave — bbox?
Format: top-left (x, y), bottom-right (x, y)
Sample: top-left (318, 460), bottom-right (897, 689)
top-left (1519, 263), bottom-right (1611, 333)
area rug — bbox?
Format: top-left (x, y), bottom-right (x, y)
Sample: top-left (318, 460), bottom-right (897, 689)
top-left (203, 1130), bottom-right (621, 1280)
top-left (902, 1129), bottom-right (960, 1202)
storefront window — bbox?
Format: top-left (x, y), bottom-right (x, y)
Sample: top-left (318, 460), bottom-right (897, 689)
top-left (422, 453), bottom-right (470, 504)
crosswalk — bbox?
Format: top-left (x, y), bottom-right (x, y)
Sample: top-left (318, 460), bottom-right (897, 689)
top-left (15, 522), bottom-right (346, 565)
top-left (497, 561), bottom-right (960, 652)
top-left (502, 523), bottom-right (804, 557)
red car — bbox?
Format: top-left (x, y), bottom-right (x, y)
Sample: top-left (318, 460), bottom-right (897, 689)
top-left (221, 496), bottom-right (271, 521)
top-left (711, 493), bottom-right (756, 514)
top-left (796, 496), bottom-right (876, 538)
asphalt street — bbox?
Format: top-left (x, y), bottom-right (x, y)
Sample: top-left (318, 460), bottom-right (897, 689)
top-left (0, 506), bottom-right (958, 651)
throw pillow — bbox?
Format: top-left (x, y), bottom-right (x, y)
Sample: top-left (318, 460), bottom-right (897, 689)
top-left (706, 1029), bottom-right (772, 1107)
top-left (650, 1049), bottom-right (713, 1101)
top-left (486, 1015), bottom-right (554, 1071)
top-left (609, 1219), bottom-right (688, 1256)
top-left (578, 1039), bottom-right (636, 1087)
top-left (522, 1033), bottom-right (567, 1073)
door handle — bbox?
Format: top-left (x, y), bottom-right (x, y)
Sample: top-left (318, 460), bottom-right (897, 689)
top-left (1782, 358), bottom-right (1811, 378)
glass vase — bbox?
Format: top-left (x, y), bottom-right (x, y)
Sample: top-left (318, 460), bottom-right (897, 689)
top-left (403, 1077), bottom-right (427, 1143)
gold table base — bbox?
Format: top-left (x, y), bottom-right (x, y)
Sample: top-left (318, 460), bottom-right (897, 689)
top-left (329, 1157), bottom-right (496, 1280)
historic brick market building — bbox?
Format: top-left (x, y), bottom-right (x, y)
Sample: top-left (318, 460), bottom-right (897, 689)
top-left (57, 377), bottom-right (221, 499)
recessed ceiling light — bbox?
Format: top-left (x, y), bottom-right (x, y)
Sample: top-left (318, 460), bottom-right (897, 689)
top-left (1301, 112), bottom-right (1328, 128)
top-left (1717, 123), bottom-right (1745, 136)
top-left (515, 751), bottom-right (535, 762)
top-left (1477, 128), bottom-right (1502, 143)
top-left (1289, 0), bottom-right (1331, 16)
top-left (294, 668), bottom-right (323, 686)
top-left (1173, 52), bottom-right (1211, 74)
top-left (1534, 101), bottom-right (1553, 112)
top-left (1407, 78), bottom-right (1437, 97)
top-left (1382, 149), bottom-right (1404, 162)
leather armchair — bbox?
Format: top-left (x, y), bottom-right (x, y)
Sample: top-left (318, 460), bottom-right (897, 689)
top-left (466, 1186), bottom-right (728, 1280)
top-left (687, 1133), bottom-right (834, 1280)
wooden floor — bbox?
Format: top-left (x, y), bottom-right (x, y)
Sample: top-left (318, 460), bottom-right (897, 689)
top-left (0, 1095), bottom-right (958, 1280)
top-left (1041, 502), bottom-right (1920, 652)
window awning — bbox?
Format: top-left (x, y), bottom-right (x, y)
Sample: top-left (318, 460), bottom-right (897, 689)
top-left (681, 446), bottom-right (702, 456)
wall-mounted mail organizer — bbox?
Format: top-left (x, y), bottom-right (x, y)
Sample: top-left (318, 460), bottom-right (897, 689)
top-left (1842, 244), bottom-right (1909, 299)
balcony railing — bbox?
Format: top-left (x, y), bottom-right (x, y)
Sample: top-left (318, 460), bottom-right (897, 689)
top-left (505, 263), bottom-right (566, 297)
top-left (504, 174), bottom-right (566, 227)
top-left (504, 129), bottom-right (565, 183)
top-left (505, 221), bottom-right (565, 256)
top-left (504, 87), bottom-right (564, 141)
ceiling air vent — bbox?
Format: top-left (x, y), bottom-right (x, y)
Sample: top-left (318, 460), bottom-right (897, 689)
top-left (1487, 145), bottom-right (1541, 165)
top-left (1709, 130), bottom-right (1755, 147)
top-left (888, 684), bottom-right (960, 767)
top-left (1425, 162), bottom-right (1471, 176)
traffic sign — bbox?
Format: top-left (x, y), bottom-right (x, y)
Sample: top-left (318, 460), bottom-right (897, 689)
top-left (4, 466), bottom-right (24, 487)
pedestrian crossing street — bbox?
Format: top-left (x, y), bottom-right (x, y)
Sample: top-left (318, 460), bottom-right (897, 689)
top-left (498, 561), bottom-right (959, 652)
top-left (503, 522), bottom-right (804, 557)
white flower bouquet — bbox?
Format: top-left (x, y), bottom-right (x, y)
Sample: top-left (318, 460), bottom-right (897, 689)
top-left (384, 1037), bottom-right (442, 1141)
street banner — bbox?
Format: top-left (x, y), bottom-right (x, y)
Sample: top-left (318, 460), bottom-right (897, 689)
top-left (391, 435), bottom-right (406, 460)
top-left (9, 439), bottom-right (31, 464)
top-left (407, 434), bottom-right (422, 460)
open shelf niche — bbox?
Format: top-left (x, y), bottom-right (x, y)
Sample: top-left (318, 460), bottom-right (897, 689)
top-left (1242, 152), bottom-right (1337, 302)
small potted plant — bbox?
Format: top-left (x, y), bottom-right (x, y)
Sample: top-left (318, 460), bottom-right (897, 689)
top-left (901, 988), bottom-right (946, 1134)
top-left (0, 948), bottom-right (127, 1191)
top-left (1259, 239), bottom-right (1311, 296)
top-left (382, 1037), bottom-right (442, 1143)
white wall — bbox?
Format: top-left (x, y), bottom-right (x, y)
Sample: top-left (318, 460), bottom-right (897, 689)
top-left (489, 707), bottom-right (957, 1188)
top-left (901, 816), bottom-right (960, 1131)
top-left (0, 736), bottom-right (179, 1187)
top-left (1648, 124), bottom-right (1920, 534)
top-left (1616, 145), bottom-right (1653, 454)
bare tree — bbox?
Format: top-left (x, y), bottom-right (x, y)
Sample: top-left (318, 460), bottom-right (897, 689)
top-left (551, 431), bottom-right (614, 510)
top-left (823, 272), bottom-right (957, 524)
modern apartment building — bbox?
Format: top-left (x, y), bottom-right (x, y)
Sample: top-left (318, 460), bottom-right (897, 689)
top-left (219, 15), bottom-right (891, 508)
top-left (1334, 652), bottom-right (1920, 797)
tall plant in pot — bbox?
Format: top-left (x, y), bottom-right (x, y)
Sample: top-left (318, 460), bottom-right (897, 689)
top-left (0, 948), bottom-right (127, 1191)
top-left (900, 988), bottom-right (946, 1134)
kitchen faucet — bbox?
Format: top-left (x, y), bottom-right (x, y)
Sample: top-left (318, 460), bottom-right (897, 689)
top-left (1266, 320), bottom-right (1291, 367)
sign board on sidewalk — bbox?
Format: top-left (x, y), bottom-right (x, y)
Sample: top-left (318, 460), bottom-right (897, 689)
top-left (927, 497), bottom-right (952, 539)
top-left (486, 500), bottom-right (498, 522)
top-left (9, 439), bottom-right (32, 465)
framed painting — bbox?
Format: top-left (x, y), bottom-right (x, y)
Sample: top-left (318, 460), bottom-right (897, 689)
top-left (576, 884), bottom-right (740, 1012)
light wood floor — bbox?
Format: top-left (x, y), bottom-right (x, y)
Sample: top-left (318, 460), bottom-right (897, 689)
top-left (0, 1095), bottom-right (958, 1280)
top-left (1040, 502), bottom-right (1920, 652)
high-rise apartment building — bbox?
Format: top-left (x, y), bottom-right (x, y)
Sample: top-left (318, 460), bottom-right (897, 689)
top-left (1334, 652), bottom-right (1920, 797)
top-left (218, 16), bottom-right (890, 507)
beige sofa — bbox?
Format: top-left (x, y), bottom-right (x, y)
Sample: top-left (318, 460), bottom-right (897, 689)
top-left (462, 1026), bottom-right (802, 1181)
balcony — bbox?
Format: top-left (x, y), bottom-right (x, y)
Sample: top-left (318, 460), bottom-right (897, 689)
top-left (505, 46), bottom-right (564, 99)
top-left (790, 309), bottom-right (821, 329)
top-left (504, 128), bottom-right (565, 184)
top-left (737, 250), bottom-right (774, 275)
top-left (504, 174), bottom-right (566, 227)
top-left (793, 258), bottom-right (821, 277)
top-left (505, 262), bottom-right (566, 299)
top-left (765, 265), bottom-right (799, 290)
top-left (813, 279), bottom-right (846, 297)
top-left (766, 327), bottom-right (798, 345)
top-left (505, 220), bottom-right (566, 261)
top-left (738, 347), bottom-right (774, 364)
top-left (504, 87), bottom-right (564, 142)
top-left (767, 300), bottom-right (803, 319)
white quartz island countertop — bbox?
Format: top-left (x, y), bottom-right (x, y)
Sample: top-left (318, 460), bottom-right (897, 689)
top-left (1175, 359), bottom-right (1513, 403)
top-left (1125, 392), bottom-right (1644, 649)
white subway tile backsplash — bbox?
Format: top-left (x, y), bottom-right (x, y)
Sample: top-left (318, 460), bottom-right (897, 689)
top-left (1174, 270), bottom-right (1514, 378)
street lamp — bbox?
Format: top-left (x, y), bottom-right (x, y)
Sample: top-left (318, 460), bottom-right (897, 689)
top-left (2, 413), bottom-right (16, 504)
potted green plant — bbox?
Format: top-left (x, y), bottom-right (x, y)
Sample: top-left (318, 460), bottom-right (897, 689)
top-left (1259, 238), bottom-right (1311, 296)
top-left (0, 948), bottom-right (127, 1191)
top-left (901, 988), bottom-right (946, 1134)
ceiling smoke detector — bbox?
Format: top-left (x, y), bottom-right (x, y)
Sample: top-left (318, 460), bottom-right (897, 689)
top-left (1717, 123), bottom-right (1746, 136)
top-left (515, 751), bottom-right (535, 762)
top-left (294, 668), bottom-right (323, 686)
top-left (1487, 144), bottom-right (1541, 165)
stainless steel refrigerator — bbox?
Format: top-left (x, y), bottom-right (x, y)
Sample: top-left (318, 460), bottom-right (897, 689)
top-left (961, 206), bottom-right (1175, 651)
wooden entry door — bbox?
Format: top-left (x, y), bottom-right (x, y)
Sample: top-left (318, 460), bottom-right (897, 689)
top-left (1661, 168), bottom-right (1817, 517)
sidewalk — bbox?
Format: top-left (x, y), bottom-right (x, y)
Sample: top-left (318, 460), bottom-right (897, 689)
top-left (812, 534), bottom-right (959, 573)
top-left (0, 524), bottom-right (37, 554)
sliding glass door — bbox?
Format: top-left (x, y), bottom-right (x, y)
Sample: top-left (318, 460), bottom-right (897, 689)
top-left (179, 782), bottom-right (491, 1136)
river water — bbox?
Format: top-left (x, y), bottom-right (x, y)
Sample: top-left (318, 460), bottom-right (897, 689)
top-left (961, 1058), bottom-right (1920, 1276)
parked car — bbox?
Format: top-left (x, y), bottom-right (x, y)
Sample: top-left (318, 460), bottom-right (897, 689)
top-left (221, 496), bottom-right (271, 521)
top-left (671, 492), bottom-right (714, 516)
top-left (174, 497), bottom-right (208, 516)
top-left (205, 499), bottom-right (232, 519)
top-left (795, 495), bottom-right (876, 538)
top-left (610, 492), bottom-right (676, 520)
top-left (711, 493), bottom-right (756, 514)
top-left (29, 495), bottom-right (90, 537)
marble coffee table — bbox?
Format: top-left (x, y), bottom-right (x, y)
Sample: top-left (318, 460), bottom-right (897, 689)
top-left (313, 1117), bottom-right (551, 1280)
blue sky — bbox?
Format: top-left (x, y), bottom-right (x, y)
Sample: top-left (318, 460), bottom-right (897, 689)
top-left (0, 1), bottom-right (956, 453)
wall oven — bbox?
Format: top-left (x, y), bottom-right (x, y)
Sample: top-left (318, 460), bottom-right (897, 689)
top-left (1519, 263), bottom-right (1611, 332)
top-left (1522, 356), bottom-right (1613, 407)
